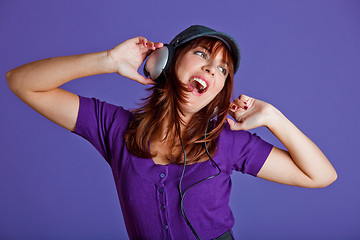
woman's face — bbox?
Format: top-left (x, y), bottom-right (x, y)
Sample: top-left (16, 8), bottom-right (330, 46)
top-left (175, 45), bottom-right (229, 116)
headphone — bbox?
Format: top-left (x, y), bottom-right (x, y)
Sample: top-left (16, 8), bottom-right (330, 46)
top-left (143, 44), bottom-right (175, 81)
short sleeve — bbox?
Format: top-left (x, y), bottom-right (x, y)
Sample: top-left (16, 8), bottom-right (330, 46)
top-left (72, 96), bottom-right (132, 165)
top-left (219, 124), bottom-right (273, 176)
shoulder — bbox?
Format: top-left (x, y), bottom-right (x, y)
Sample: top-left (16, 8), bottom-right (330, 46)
top-left (218, 122), bottom-right (272, 152)
top-left (216, 122), bottom-right (273, 175)
top-left (75, 96), bottom-right (134, 137)
top-left (78, 96), bottom-right (133, 121)
top-left (218, 122), bottom-right (256, 145)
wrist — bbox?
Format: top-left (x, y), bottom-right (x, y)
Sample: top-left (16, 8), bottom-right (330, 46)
top-left (99, 50), bottom-right (116, 74)
top-left (264, 104), bottom-right (285, 130)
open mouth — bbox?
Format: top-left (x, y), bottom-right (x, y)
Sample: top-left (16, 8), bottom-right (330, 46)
top-left (188, 76), bottom-right (208, 95)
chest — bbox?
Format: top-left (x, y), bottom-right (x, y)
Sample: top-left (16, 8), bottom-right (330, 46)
top-left (115, 155), bottom-right (232, 210)
top-left (150, 139), bottom-right (210, 165)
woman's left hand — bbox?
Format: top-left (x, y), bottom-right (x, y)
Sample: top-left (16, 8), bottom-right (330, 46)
top-left (227, 94), bottom-right (275, 131)
top-left (227, 95), bottom-right (337, 188)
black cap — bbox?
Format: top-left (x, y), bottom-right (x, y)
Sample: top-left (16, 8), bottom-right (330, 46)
top-left (169, 25), bottom-right (241, 74)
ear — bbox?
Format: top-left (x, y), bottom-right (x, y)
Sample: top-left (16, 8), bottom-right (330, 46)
top-left (143, 44), bottom-right (175, 81)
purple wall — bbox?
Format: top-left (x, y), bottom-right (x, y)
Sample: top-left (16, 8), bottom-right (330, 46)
top-left (1, 0), bottom-right (359, 239)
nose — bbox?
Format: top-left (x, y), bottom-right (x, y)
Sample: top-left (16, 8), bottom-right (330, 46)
top-left (202, 61), bottom-right (216, 76)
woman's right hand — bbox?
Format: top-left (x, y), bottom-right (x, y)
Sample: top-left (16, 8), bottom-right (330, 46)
top-left (6, 36), bottom-right (162, 132)
top-left (107, 37), bottom-right (163, 85)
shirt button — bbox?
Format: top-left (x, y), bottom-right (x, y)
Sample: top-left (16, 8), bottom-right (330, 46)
top-left (160, 173), bottom-right (166, 178)
top-left (161, 205), bottom-right (165, 211)
top-left (163, 224), bottom-right (168, 230)
top-left (159, 187), bottom-right (164, 193)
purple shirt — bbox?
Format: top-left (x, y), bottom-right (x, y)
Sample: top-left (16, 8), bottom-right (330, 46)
top-left (73, 96), bottom-right (273, 240)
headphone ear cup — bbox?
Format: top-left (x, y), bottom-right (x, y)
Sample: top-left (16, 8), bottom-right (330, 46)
top-left (143, 44), bottom-right (174, 81)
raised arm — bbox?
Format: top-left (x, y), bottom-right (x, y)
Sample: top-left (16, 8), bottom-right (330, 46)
top-left (227, 95), bottom-right (337, 188)
top-left (6, 37), bottom-right (163, 131)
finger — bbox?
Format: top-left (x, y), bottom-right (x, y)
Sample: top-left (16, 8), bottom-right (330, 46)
top-left (137, 36), bottom-right (148, 46)
top-left (144, 43), bottom-right (164, 56)
top-left (142, 78), bottom-right (156, 85)
top-left (229, 102), bottom-right (239, 112)
top-left (145, 41), bottom-right (156, 50)
top-left (133, 73), bottom-right (155, 85)
top-left (145, 45), bottom-right (165, 58)
top-left (238, 94), bottom-right (255, 108)
top-left (229, 101), bottom-right (246, 114)
top-left (229, 111), bottom-right (247, 126)
top-left (140, 38), bottom-right (156, 53)
top-left (238, 94), bottom-right (251, 102)
top-left (154, 42), bottom-right (164, 48)
top-left (234, 98), bottom-right (249, 111)
top-left (138, 37), bottom-right (156, 51)
top-left (226, 118), bottom-right (245, 131)
top-left (229, 102), bottom-right (245, 120)
top-left (228, 105), bottom-right (236, 119)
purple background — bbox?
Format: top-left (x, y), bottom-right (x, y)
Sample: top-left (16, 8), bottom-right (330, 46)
top-left (1, 0), bottom-right (359, 239)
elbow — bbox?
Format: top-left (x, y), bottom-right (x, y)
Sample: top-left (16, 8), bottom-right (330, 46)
top-left (6, 70), bottom-right (17, 92)
top-left (6, 70), bottom-right (13, 85)
top-left (311, 171), bottom-right (338, 188)
top-left (325, 171), bottom-right (338, 187)
top-left (6, 69), bottom-right (23, 95)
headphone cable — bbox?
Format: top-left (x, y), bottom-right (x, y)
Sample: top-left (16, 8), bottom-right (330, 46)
top-left (178, 123), bottom-right (222, 239)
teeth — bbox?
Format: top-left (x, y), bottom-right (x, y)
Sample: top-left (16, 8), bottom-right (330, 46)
top-left (192, 77), bottom-right (207, 89)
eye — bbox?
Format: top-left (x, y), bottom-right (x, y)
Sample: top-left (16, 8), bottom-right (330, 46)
top-left (195, 51), bottom-right (207, 59)
top-left (218, 66), bottom-right (227, 75)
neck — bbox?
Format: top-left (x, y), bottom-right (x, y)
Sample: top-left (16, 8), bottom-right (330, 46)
top-left (156, 110), bottom-right (193, 140)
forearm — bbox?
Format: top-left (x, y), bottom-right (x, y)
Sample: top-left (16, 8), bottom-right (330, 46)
top-left (266, 106), bottom-right (337, 185)
top-left (6, 51), bottom-right (114, 95)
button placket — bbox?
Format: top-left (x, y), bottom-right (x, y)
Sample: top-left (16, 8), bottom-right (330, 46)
top-left (156, 166), bottom-right (169, 235)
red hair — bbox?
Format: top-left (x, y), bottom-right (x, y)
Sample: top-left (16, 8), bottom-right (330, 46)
top-left (125, 37), bottom-right (234, 164)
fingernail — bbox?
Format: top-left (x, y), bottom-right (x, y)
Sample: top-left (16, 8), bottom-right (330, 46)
top-left (232, 105), bottom-right (238, 110)
top-left (244, 106), bottom-right (248, 110)
top-left (244, 101), bottom-right (247, 105)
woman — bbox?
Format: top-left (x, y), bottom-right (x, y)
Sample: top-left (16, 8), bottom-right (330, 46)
top-left (6, 25), bottom-right (337, 240)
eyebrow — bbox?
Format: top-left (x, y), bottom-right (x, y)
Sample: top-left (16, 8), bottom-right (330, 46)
top-left (195, 46), bottom-right (211, 55)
